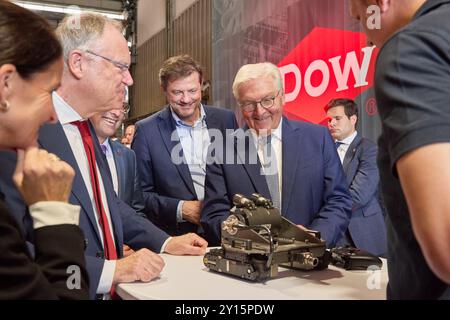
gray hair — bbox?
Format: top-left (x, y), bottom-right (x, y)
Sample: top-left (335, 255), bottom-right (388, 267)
top-left (56, 12), bottom-right (123, 63)
top-left (232, 62), bottom-right (283, 98)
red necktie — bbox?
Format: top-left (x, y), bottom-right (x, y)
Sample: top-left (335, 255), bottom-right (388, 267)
top-left (72, 121), bottom-right (117, 261)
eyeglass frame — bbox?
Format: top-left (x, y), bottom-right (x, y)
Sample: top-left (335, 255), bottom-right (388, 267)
top-left (84, 49), bottom-right (130, 73)
top-left (122, 102), bottom-right (130, 114)
top-left (238, 90), bottom-right (282, 113)
top-left (109, 102), bottom-right (130, 115)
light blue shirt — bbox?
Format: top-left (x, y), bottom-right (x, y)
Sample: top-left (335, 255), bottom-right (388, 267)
top-left (171, 105), bottom-right (210, 222)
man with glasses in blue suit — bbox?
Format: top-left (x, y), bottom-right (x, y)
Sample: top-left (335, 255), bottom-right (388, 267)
top-left (0, 12), bottom-right (207, 300)
top-left (201, 62), bottom-right (352, 247)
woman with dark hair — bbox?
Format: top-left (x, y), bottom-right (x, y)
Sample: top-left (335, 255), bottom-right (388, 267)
top-left (0, 1), bottom-right (89, 299)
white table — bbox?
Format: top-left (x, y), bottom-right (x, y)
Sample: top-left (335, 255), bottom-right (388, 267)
top-left (117, 252), bottom-right (388, 300)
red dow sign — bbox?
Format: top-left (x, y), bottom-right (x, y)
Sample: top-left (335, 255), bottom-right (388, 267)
top-left (278, 27), bottom-right (378, 125)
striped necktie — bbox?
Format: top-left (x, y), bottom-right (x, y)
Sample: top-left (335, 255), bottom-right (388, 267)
top-left (259, 135), bottom-right (281, 210)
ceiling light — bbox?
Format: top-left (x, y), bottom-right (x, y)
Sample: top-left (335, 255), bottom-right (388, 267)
top-left (12, 1), bottom-right (126, 20)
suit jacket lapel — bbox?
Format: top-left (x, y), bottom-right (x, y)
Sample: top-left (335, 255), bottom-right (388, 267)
top-left (343, 134), bottom-right (362, 171)
top-left (158, 106), bottom-right (196, 196)
top-left (39, 122), bottom-right (102, 243)
top-left (281, 118), bottom-right (301, 215)
top-left (109, 140), bottom-right (126, 200)
top-left (204, 106), bottom-right (221, 130)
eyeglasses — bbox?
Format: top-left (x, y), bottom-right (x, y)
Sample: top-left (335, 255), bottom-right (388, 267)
top-left (84, 50), bottom-right (130, 73)
top-left (238, 90), bottom-right (281, 113)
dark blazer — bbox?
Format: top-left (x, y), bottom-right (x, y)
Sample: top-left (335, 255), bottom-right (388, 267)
top-left (201, 118), bottom-right (352, 247)
top-left (0, 122), bottom-right (170, 299)
top-left (109, 140), bottom-right (145, 213)
top-left (0, 200), bottom-right (89, 299)
top-left (341, 135), bottom-right (387, 256)
top-left (0, 151), bottom-right (33, 239)
top-left (132, 105), bottom-right (237, 235)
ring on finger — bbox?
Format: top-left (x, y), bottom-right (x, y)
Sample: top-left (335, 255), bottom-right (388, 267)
top-left (49, 154), bottom-right (60, 162)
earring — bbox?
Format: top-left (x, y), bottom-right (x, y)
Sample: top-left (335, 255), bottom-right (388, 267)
top-left (0, 100), bottom-right (9, 111)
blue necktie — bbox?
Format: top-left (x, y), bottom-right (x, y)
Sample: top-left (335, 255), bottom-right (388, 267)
top-left (100, 144), bottom-right (107, 155)
top-left (335, 141), bottom-right (343, 149)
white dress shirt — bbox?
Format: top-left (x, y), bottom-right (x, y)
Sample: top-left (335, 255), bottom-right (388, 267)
top-left (336, 131), bottom-right (357, 164)
top-left (30, 201), bottom-right (80, 229)
top-left (52, 92), bottom-right (116, 294)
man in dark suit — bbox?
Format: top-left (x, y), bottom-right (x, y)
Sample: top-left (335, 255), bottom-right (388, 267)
top-left (350, 0), bottom-right (449, 299)
top-left (110, 139), bottom-right (144, 212)
top-left (132, 55), bottom-right (237, 236)
top-left (325, 98), bottom-right (387, 256)
top-left (0, 13), bottom-right (207, 299)
top-left (201, 62), bottom-right (351, 247)
top-left (91, 106), bottom-right (146, 258)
